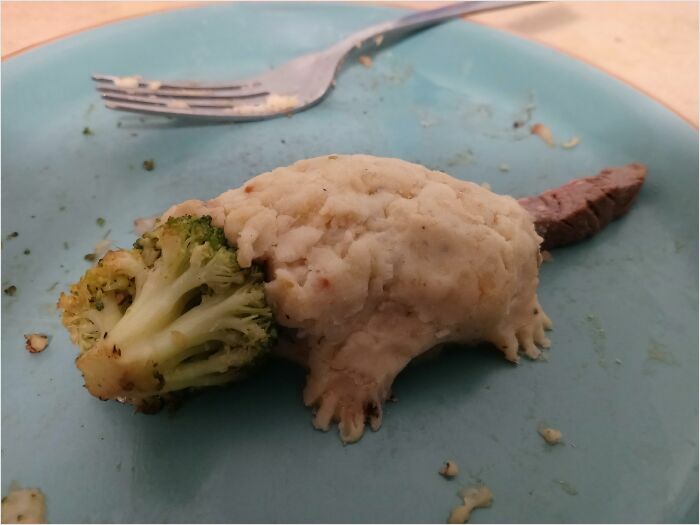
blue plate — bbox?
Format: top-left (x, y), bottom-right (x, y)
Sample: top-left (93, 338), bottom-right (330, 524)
top-left (2, 3), bottom-right (698, 523)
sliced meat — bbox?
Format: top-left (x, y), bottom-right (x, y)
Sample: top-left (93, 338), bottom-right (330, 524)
top-left (518, 163), bottom-right (647, 250)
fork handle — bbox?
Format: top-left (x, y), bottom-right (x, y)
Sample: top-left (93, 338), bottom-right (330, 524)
top-left (331, 1), bottom-right (530, 55)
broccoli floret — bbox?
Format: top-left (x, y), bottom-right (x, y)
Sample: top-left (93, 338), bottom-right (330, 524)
top-left (58, 215), bottom-right (275, 409)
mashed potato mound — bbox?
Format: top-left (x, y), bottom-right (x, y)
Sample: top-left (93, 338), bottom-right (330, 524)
top-left (164, 155), bottom-right (551, 442)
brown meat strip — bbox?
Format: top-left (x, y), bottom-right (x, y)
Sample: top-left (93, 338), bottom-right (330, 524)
top-left (518, 163), bottom-right (647, 250)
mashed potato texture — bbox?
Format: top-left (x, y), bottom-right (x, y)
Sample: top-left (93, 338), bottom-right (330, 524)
top-left (164, 155), bottom-right (551, 442)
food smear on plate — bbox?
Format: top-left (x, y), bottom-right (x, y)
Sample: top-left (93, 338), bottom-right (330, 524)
top-left (57, 155), bottom-right (646, 442)
top-left (448, 485), bottom-right (493, 524)
top-left (1, 486), bottom-right (47, 524)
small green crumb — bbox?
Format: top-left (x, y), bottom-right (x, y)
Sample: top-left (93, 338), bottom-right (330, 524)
top-left (96, 217), bottom-right (106, 227)
top-left (4, 285), bottom-right (17, 296)
top-left (82, 126), bottom-right (93, 136)
top-left (142, 159), bottom-right (155, 171)
top-left (23, 249), bottom-right (30, 255)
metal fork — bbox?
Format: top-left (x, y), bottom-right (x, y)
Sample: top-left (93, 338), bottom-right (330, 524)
top-left (93, 1), bottom-right (527, 120)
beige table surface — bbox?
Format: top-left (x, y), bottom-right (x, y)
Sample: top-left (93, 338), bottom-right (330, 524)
top-left (2, 1), bottom-right (698, 126)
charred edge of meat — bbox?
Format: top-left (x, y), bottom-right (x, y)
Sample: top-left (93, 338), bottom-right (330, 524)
top-left (517, 163), bottom-right (647, 250)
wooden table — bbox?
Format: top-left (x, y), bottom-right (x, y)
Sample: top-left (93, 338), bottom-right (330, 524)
top-left (2, 1), bottom-right (697, 126)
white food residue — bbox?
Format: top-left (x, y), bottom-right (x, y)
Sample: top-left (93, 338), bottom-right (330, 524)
top-left (1, 486), bottom-right (47, 524)
top-left (224, 94), bottom-right (299, 116)
top-left (538, 426), bottom-right (563, 445)
top-left (439, 460), bottom-right (459, 478)
top-left (530, 123), bottom-right (555, 147)
top-left (448, 485), bottom-right (493, 524)
top-left (498, 163), bottom-right (511, 173)
top-left (167, 100), bottom-right (190, 109)
top-left (561, 136), bottom-right (580, 149)
top-left (24, 334), bottom-right (49, 354)
top-left (113, 76), bottom-right (141, 89)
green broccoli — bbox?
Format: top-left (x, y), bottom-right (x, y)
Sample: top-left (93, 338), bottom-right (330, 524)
top-left (58, 215), bottom-right (275, 410)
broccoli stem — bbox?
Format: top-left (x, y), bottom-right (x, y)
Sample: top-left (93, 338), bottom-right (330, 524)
top-left (116, 284), bottom-right (264, 366)
top-left (162, 345), bottom-right (259, 391)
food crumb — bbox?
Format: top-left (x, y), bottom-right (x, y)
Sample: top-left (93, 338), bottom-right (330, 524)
top-left (84, 253), bottom-right (97, 262)
top-left (531, 123), bottom-right (555, 147)
top-left (82, 126), bottom-right (93, 136)
top-left (46, 282), bottom-right (59, 292)
top-left (358, 55), bottom-right (373, 68)
top-left (439, 460), bottom-right (459, 478)
top-left (23, 249), bottom-right (30, 255)
top-left (614, 358), bottom-right (622, 365)
top-left (561, 136), bottom-right (580, 149)
top-left (7, 232), bottom-right (18, 239)
top-left (448, 485), bottom-right (493, 523)
top-left (63, 241), bottom-right (69, 250)
top-left (142, 159), bottom-right (155, 171)
top-left (25, 334), bottom-right (49, 354)
top-left (538, 426), bottom-right (563, 445)
top-left (96, 217), bottom-right (106, 227)
top-left (4, 285), bottom-right (17, 296)
top-left (1, 486), bottom-right (47, 524)
top-left (498, 163), bottom-right (510, 173)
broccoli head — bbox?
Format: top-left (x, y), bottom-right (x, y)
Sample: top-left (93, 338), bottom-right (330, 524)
top-left (58, 215), bottom-right (276, 409)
